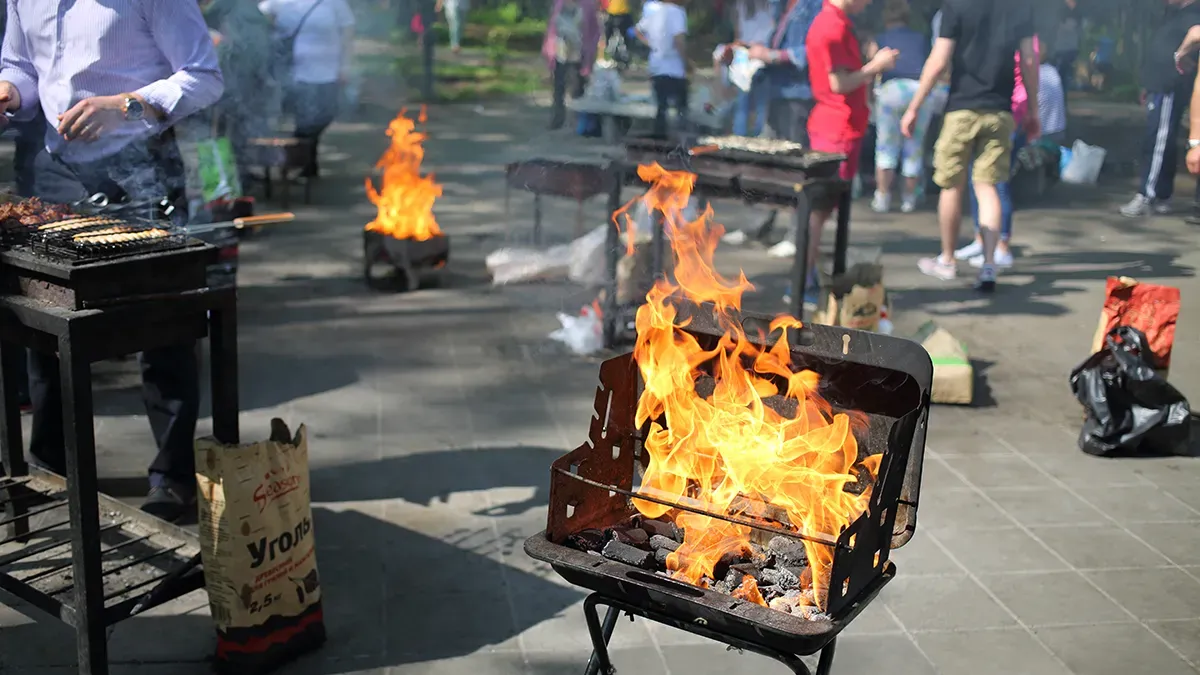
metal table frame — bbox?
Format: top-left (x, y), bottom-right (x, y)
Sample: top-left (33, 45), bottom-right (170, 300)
top-left (0, 288), bottom-right (239, 675)
top-left (601, 161), bottom-right (852, 348)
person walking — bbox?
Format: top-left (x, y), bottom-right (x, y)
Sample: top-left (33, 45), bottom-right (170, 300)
top-left (259, 0), bottom-right (356, 178)
top-left (955, 36), bottom-right (1041, 271)
top-left (868, 0), bottom-right (932, 214)
top-left (1174, 22), bottom-right (1200, 223)
top-left (902, 0), bottom-right (1038, 293)
top-left (545, 0), bottom-right (600, 130)
top-left (435, 0), bottom-right (465, 54)
top-left (1118, 0), bottom-right (1200, 218)
top-left (0, 0), bottom-right (224, 522)
top-left (1053, 12), bottom-right (1080, 97)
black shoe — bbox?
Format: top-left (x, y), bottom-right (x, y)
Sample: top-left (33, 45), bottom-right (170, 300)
top-left (1186, 204), bottom-right (1200, 226)
top-left (141, 479), bottom-right (197, 524)
top-left (974, 265), bottom-right (997, 293)
top-left (755, 211), bottom-right (779, 244)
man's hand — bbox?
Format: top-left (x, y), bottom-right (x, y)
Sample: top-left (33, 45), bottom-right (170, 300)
top-left (901, 107), bottom-right (918, 139)
top-left (868, 47), bottom-right (900, 75)
top-left (717, 45), bottom-right (736, 65)
top-left (747, 44), bottom-right (773, 63)
top-left (0, 81), bottom-right (22, 114)
top-left (57, 95), bottom-right (128, 142)
top-left (1188, 146), bottom-right (1200, 175)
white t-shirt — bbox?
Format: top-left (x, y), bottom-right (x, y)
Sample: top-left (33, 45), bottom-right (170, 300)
top-left (638, 3), bottom-right (687, 78)
top-left (1038, 63), bottom-right (1067, 136)
top-left (737, 3), bottom-right (774, 46)
top-left (259, 0), bottom-right (356, 84)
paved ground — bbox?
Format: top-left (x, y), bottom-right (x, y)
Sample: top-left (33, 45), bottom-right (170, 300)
top-left (2, 13), bottom-right (1200, 675)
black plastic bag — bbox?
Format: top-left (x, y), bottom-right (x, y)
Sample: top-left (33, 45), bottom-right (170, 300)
top-left (1070, 326), bottom-right (1193, 457)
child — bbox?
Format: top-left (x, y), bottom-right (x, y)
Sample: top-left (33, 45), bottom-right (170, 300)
top-left (800, 0), bottom-right (896, 305)
top-left (637, 0), bottom-right (690, 137)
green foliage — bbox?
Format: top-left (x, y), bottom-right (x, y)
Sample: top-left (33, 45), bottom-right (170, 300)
top-left (486, 26), bottom-right (513, 74)
top-left (473, 2), bottom-right (523, 27)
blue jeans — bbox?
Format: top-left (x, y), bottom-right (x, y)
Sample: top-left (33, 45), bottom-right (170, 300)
top-left (445, 0), bottom-right (463, 49)
top-left (969, 133), bottom-right (1025, 242)
top-left (732, 74), bottom-right (769, 137)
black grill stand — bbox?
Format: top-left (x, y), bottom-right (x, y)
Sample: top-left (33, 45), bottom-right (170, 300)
top-left (580, 593), bottom-right (837, 675)
top-left (602, 162), bottom-right (851, 349)
top-left (0, 288), bottom-right (239, 675)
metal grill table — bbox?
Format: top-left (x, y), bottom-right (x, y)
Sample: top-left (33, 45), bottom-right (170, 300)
top-left (0, 287), bottom-right (239, 675)
top-left (602, 137), bottom-right (853, 348)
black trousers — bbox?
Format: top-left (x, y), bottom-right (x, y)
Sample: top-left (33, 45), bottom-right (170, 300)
top-left (1139, 89), bottom-right (1189, 201)
top-left (550, 61), bottom-right (586, 129)
top-left (285, 81), bottom-right (340, 174)
top-left (604, 13), bottom-right (634, 44)
top-left (652, 75), bottom-right (689, 138)
top-left (23, 134), bottom-right (200, 483)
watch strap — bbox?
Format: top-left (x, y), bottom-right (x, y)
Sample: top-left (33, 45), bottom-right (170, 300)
top-left (1189, 139), bottom-right (1200, 149)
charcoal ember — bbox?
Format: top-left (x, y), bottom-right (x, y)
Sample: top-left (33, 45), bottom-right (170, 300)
top-left (760, 566), bottom-right (799, 591)
top-left (601, 539), bottom-right (655, 569)
top-left (649, 534), bottom-right (680, 554)
top-left (713, 569), bottom-right (746, 595)
top-left (767, 536), bottom-right (808, 566)
top-left (799, 566), bottom-right (813, 591)
top-left (607, 526), bottom-right (650, 547)
top-left (567, 529), bottom-right (608, 553)
top-left (639, 518), bottom-right (683, 542)
top-left (729, 562), bottom-right (762, 582)
top-left (712, 549), bottom-right (751, 583)
top-left (654, 547), bottom-right (674, 566)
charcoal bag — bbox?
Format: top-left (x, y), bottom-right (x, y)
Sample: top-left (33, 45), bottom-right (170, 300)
top-left (1070, 326), bottom-right (1193, 457)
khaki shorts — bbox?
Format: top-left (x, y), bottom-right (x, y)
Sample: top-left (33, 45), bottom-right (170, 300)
top-left (933, 110), bottom-right (1016, 188)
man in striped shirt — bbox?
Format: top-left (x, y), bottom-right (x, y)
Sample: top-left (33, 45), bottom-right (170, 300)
top-left (0, 0), bottom-right (224, 523)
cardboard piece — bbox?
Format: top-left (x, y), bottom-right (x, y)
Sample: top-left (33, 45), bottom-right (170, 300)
top-left (814, 259), bottom-right (885, 332)
top-left (913, 321), bottom-right (974, 406)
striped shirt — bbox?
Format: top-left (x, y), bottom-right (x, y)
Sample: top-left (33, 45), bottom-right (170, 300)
top-left (1038, 63), bottom-right (1067, 136)
top-left (0, 0), bottom-right (224, 163)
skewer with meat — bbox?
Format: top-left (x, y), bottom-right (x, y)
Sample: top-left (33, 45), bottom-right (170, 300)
top-left (74, 228), bottom-right (170, 245)
top-left (69, 225), bottom-right (136, 239)
top-left (39, 217), bottom-right (124, 232)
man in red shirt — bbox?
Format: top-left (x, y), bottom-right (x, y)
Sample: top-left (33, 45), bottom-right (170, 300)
top-left (801, 0), bottom-right (897, 304)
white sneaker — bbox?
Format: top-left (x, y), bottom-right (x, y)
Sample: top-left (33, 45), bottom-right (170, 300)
top-left (900, 195), bottom-right (918, 213)
top-left (1120, 194), bottom-right (1152, 217)
top-left (918, 255), bottom-right (958, 281)
top-left (871, 192), bottom-right (891, 213)
top-left (969, 248), bottom-right (1014, 268)
top-left (954, 240), bottom-right (983, 260)
top-left (1153, 200), bottom-right (1172, 215)
top-left (768, 239), bottom-right (797, 258)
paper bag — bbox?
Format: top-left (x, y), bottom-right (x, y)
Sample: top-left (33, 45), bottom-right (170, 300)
top-left (913, 321), bottom-right (974, 406)
top-left (815, 260), bottom-right (885, 332)
top-left (1090, 276), bottom-right (1180, 372)
top-left (196, 420), bottom-right (326, 674)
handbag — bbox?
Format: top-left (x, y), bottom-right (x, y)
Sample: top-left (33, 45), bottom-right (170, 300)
top-left (272, 0), bottom-right (326, 81)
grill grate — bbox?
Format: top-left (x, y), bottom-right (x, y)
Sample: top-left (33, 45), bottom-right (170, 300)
top-left (26, 217), bottom-right (189, 262)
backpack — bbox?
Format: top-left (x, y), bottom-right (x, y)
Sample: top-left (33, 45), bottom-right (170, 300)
top-left (272, 0), bottom-right (326, 82)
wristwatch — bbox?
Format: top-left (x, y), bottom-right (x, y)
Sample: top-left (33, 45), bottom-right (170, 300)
top-left (1189, 139), bottom-right (1200, 150)
top-left (121, 95), bottom-right (145, 122)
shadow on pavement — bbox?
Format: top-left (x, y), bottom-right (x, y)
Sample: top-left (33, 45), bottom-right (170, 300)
top-left (311, 446), bottom-right (563, 516)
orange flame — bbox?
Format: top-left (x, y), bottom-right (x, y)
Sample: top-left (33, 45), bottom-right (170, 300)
top-left (365, 108), bottom-right (443, 241)
top-left (626, 163), bottom-right (877, 612)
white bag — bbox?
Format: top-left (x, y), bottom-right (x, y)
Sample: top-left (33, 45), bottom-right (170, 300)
top-left (485, 246), bottom-right (570, 285)
top-left (568, 226), bottom-right (609, 287)
top-left (1061, 140), bottom-right (1106, 185)
top-left (550, 305), bottom-right (604, 355)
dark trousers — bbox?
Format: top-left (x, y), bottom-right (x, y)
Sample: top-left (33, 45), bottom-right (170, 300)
top-left (1140, 89), bottom-right (1188, 201)
top-left (605, 13), bottom-right (634, 44)
top-left (766, 97), bottom-right (813, 146)
top-left (550, 60), bottom-right (585, 129)
top-left (285, 81), bottom-right (340, 175)
top-left (23, 137), bottom-right (200, 483)
top-left (652, 75), bottom-right (689, 138)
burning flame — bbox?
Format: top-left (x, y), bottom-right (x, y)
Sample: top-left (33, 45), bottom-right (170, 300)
top-left (621, 164), bottom-right (879, 612)
top-left (365, 107), bottom-right (444, 242)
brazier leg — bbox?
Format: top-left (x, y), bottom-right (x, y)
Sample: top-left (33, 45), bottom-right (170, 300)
top-left (790, 191), bottom-right (813, 320)
top-left (59, 336), bottom-right (109, 675)
top-left (833, 189), bottom-right (851, 276)
top-left (602, 169), bottom-right (623, 349)
top-left (814, 638), bottom-right (837, 675)
top-left (582, 594), bottom-right (619, 675)
top-left (209, 302), bottom-right (240, 445)
top-left (0, 340), bottom-right (29, 538)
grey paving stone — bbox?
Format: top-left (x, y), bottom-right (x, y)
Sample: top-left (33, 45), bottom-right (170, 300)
top-left (916, 628), bottom-right (1073, 675)
top-left (986, 486), bottom-right (1109, 527)
top-left (914, 488), bottom-right (1013, 531)
top-left (511, 596), bottom-right (653, 654)
top-left (889, 529), bottom-right (963, 577)
top-left (391, 652), bottom-right (532, 675)
top-left (932, 528), bottom-right (1069, 574)
top-left (1162, 484), bottom-right (1200, 513)
top-left (1133, 523), bottom-right (1200, 566)
top-left (923, 425), bottom-right (1010, 456)
top-left (1029, 524), bottom-right (1172, 570)
top-left (881, 575), bottom-right (1016, 632)
top-left (915, 458), bottom-right (969, 493)
top-left (1085, 568), bottom-right (1200, 622)
top-left (1072, 486), bottom-right (1200, 525)
top-left (937, 454), bottom-right (1058, 490)
top-left (977, 571), bottom-right (1130, 627)
top-left (529, 647), bottom-right (667, 675)
top-left (1035, 623), bottom-right (1198, 675)
top-left (1146, 620), bottom-right (1200, 666)
top-left (1026, 453), bottom-right (1155, 488)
